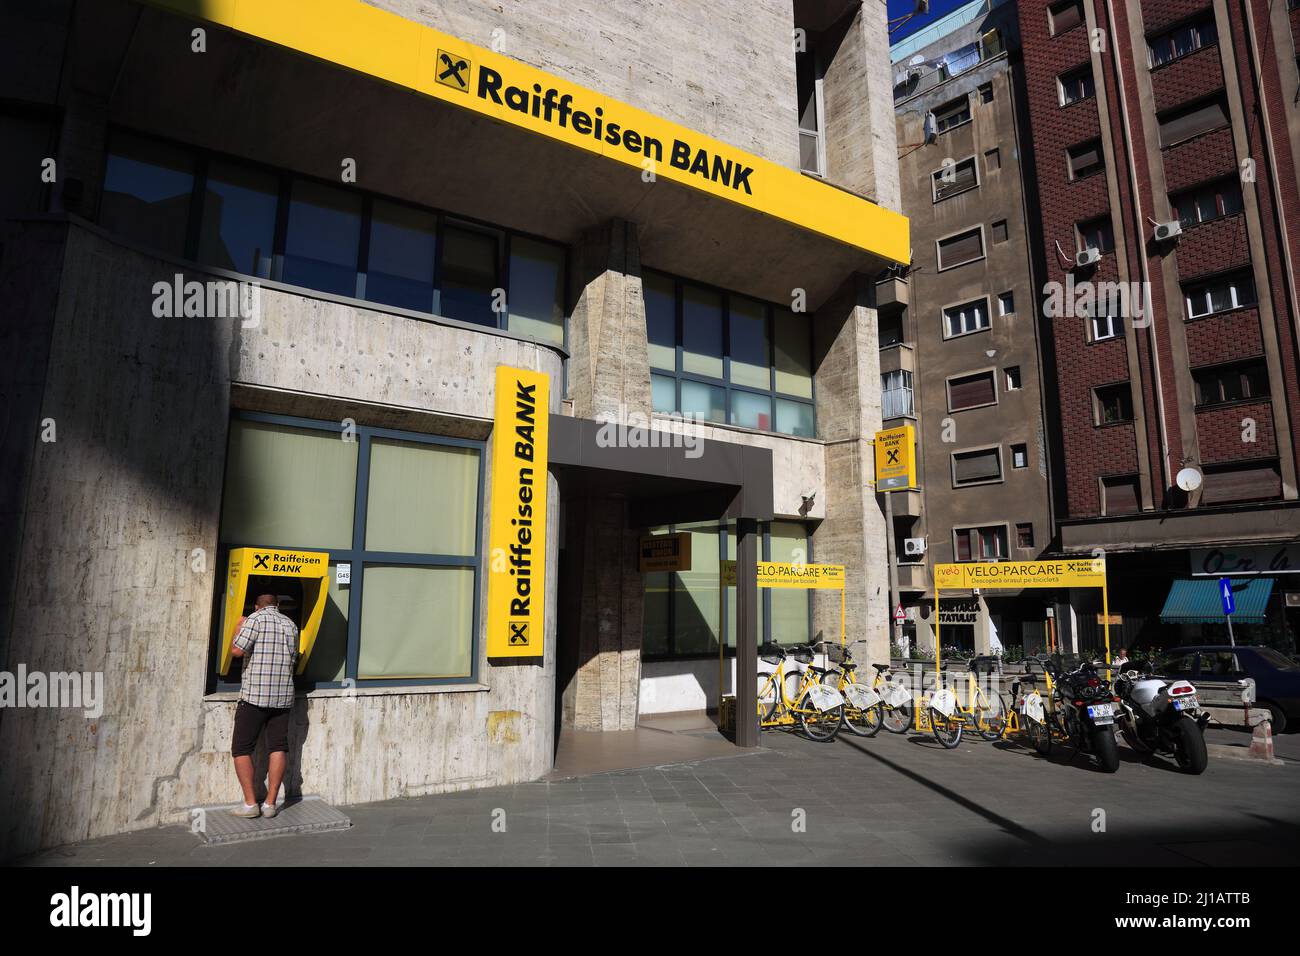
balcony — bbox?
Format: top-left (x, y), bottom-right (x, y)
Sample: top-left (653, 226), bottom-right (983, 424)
top-left (880, 342), bottom-right (915, 376)
top-left (897, 562), bottom-right (931, 592)
top-left (882, 385), bottom-right (915, 420)
top-left (876, 276), bottom-right (909, 310)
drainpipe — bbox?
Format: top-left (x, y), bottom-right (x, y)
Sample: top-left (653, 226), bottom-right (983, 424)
top-left (1100, 0), bottom-right (1173, 507)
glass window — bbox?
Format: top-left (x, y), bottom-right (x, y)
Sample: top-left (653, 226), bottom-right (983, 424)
top-left (100, 133), bottom-right (195, 257)
top-left (774, 308), bottom-right (813, 398)
top-left (1095, 383), bottom-right (1134, 424)
top-left (682, 284), bottom-right (724, 378)
top-left (197, 160), bottom-right (278, 277)
top-left (1012, 443), bottom-right (1029, 468)
top-left (681, 379), bottom-right (726, 423)
top-left (358, 565), bottom-right (474, 679)
top-left (937, 228), bottom-right (984, 269)
top-left (644, 271), bottom-right (677, 371)
top-left (731, 390), bottom-right (773, 431)
top-left (651, 374), bottom-right (677, 414)
top-left (674, 523), bottom-right (722, 654)
top-left (365, 438), bottom-right (479, 555)
top-left (365, 199), bottom-right (436, 313)
top-left (769, 522), bottom-right (810, 646)
top-left (508, 235), bottom-right (565, 345)
top-left (440, 222), bottom-right (500, 327)
top-left (220, 419), bottom-right (358, 549)
top-left (1058, 67), bottom-right (1095, 105)
top-left (729, 296), bottom-right (771, 389)
top-left (776, 399), bottom-right (815, 437)
top-left (281, 179), bottom-right (362, 297)
top-left (1077, 216), bottom-right (1114, 253)
top-left (944, 299), bottom-right (990, 337)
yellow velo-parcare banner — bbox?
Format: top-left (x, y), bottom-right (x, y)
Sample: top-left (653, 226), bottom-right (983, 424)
top-left (721, 561), bottom-right (845, 589)
top-left (934, 558), bottom-right (1106, 590)
top-left (487, 366), bottom-right (549, 657)
top-left (142, 0), bottom-right (908, 264)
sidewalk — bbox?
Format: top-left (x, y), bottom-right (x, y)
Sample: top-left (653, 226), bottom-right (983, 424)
top-left (18, 727), bottom-right (1299, 867)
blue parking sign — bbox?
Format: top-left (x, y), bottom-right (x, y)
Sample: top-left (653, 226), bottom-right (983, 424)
top-left (1219, 578), bottom-right (1235, 616)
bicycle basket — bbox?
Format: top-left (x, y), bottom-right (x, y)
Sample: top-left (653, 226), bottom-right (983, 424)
top-left (788, 645), bottom-right (814, 665)
top-left (817, 642), bottom-right (846, 664)
top-left (758, 643), bottom-right (784, 666)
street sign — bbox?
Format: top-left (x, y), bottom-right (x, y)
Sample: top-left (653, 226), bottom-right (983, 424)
top-left (1220, 578), bottom-right (1235, 616)
top-left (874, 425), bottom-right (916, 491)
top-left (893, 603), bottom-right (905, 624)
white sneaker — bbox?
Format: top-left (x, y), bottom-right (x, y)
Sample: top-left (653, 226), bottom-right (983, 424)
top-left (228, 803), bottom-right (261, 818)
top-left (261, 802), bottom-right (279, 819)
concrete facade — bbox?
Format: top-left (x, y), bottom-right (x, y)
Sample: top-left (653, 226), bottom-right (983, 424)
top-left (0, 0), bottom-right (905, 857)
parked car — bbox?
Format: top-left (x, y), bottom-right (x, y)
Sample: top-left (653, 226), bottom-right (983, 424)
top-left (1153, 645), bottom-right (1300, 733)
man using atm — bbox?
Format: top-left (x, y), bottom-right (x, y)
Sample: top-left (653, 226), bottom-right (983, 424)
top-left (228, 593), bottom-right (299, 819)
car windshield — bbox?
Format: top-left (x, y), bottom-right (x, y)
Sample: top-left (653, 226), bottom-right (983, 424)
top-left (1253, 647), bottom-right (1299, 671)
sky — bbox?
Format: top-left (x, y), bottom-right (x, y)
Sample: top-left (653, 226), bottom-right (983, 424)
top-left (887, 0), bottom-right (974, 43)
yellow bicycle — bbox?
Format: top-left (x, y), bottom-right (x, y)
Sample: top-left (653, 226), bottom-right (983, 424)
top-left (918, 666), bottom-right (1009, 749)
top-left (757, 644), bottom-right (845, 742)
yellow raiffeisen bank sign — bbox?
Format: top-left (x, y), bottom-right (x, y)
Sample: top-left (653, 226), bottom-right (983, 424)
top-left (145, 0), bottom-right (909, 264)
top-left (486, 366), bottom-right (549, 658)
top-left (933, 559), bottom-right (1107, 590)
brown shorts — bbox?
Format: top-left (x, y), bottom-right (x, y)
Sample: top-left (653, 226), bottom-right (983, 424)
top-left (231, 701), bottom-right (291, 757)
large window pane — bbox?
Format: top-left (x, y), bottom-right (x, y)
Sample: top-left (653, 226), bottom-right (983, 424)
top-left (197, 160), bottom-right (278, 277)
top-left (774, 308), bottom-right (814, 398)
top-left (769, 521), bottom-right (810, 646)
top-left (682, 284), bottom-right (724, 378)
top-left (681, 379), bottom-right (726, 423)
top-left (642, 527), bottom-right (672, 655)
top-left (358, 565), bottom-right (474, 678)
top-left (508, 236), bottom-right (565, 345)
top-left (299, 564), bottom-right (350, 683)
top-left (644, 271), bottom-right (677, 371)
top-left (674, 524), bottom-right (720, 654)
top-left (365, 199), bottom-right (435, 312)
top-left (729, 296), bottom-right (770, 389)
top-left (731, 390), bottom-right (773, 430)
top-left (220, 420), bottom-right (357, 549)
top-left (281, 180), bottom-right (362, 296)
top-left (651, 373), bottom-right (677, 414)
top-left (100, 133), bottom-right (195, 257)
top-left (365, 439), bottom-right (479, 555)
top-left (440, 222), bottom-right (500, 326)
top-left (775, 399), bottom-right (815, 437)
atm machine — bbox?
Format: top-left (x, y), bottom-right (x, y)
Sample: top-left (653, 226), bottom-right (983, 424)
top-left (218, 547), bottom-right (330, 676)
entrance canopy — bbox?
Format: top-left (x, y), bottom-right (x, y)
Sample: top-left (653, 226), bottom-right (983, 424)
top-left (1160, 578), bottom-right (1274, 625)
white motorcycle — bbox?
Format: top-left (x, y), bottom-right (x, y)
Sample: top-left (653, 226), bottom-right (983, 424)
top-left (1115, 660), bottom-right (1209, 774)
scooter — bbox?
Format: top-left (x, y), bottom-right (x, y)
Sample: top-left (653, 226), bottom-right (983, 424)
top-left (1115, 660), bottom-right (1209, 774)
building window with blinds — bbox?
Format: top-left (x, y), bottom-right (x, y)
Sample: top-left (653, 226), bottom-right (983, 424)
top-left (947, 370), bottom-right (997, 411)
top-left (215, 413), bottom-right (484, 689)
top-left (952, 447), bottom-right (1003, 487)
top-left (932, 157), bottom-right (979, 202)
top-left (937, 228), bottom-right (985, 271)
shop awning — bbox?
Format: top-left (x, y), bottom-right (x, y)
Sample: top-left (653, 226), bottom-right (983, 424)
top-left (1159, 578), bottom-right (1274, 625)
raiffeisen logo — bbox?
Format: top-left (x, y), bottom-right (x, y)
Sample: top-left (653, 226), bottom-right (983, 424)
top-left (470, 62), bottom-right (755, 195)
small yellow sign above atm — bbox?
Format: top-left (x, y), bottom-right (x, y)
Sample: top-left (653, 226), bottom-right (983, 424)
top-left (219, 547), bottom-right (330, 675)
top-left (874, 425), bottom-right (916, 491)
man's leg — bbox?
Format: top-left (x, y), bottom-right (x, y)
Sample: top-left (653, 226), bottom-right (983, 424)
top-left (263, 708), bottom-right (292, 807)
top-left (230, 701), bottom-right (267, 811)
top-left (266, 751), bottom-right (286, 806)
top-left (234, 754), bottom-right (258, 806)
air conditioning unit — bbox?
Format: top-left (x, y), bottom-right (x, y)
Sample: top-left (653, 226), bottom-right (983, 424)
top-left (1075, 247), bottom-right (1101, 268)
top-left (1153, 220), bottom-right (1183, 242)
top-left (904, 537), bottom-right (927, 557)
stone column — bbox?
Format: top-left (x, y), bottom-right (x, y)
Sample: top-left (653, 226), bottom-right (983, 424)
top-left (561, 219), bottom-right (653, 731)
top-left (566, 218), bottom-right (651, 423)
top-left (811, 274), bottom-right (890, 668)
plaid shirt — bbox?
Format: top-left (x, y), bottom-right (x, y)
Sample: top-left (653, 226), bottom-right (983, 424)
top-left (233, 607), bottom-right (299, 708)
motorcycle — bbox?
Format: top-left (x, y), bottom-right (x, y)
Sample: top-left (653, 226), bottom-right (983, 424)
top-left (1115, 660), bottom-right (1209, 774)
top-left (1046, 655), bottom-right (1122, 772)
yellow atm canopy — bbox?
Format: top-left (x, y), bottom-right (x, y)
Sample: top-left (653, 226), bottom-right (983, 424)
top-left (219, 547), bottom-right (329, 676)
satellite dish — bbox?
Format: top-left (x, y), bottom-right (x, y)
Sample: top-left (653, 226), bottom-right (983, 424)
top-left (1176, 467), bottom-right (1203, 492)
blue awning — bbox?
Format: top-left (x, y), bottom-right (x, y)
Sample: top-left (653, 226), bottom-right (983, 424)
top-left (1160, 578), bottom-right (1274, 625)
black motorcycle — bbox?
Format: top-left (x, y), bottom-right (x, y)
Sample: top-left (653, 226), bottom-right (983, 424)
top-left (1045, 655), bottom-right (1122, 773)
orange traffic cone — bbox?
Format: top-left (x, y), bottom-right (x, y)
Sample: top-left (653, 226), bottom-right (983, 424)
top-left (1249, 718), bottom-right (1275, 762)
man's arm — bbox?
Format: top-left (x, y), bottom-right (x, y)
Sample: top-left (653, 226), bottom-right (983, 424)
top-left (231, 614), bottom-right (259, 658)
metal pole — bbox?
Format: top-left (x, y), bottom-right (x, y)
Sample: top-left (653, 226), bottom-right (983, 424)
top-left (1226, 614), bottom-right (1236, 648)
top-left (1102, 579), bottom-right (1111, 682)
top-left (734, 518), bottom-right (759, 748)
top-left (885, 490), bottom-right (899, 657)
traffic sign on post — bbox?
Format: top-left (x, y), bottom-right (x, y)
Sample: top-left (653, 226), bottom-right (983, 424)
top-left (893, 603), bottom-right (905, 625)
top-left (1219, 578), bottom-right (1235, 616)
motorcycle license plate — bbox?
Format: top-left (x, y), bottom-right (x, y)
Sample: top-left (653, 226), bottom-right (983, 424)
top-left (1172, 695), bottom-right (1199, 711)
top-left (1087, 703), bottom-right (1115, 721)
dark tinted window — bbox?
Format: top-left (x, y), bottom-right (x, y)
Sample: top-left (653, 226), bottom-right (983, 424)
top-left (198, 160), bottom-right (278, 277)
top-left (101, 133), bottom-right (195, 257)
top-left (439, 222), bottom-right (500, 326)
top-left (507, 236), bottom-right (565, 346)
top-left (281, 180), bottom-right (362, 297)
top-left (364, 199), bottom-right (436, 312)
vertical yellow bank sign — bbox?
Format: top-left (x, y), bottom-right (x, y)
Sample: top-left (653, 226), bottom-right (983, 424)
top-left (487, 366), bottom-right (550, 658)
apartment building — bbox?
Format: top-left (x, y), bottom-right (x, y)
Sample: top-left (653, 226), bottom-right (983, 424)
top-left (1018, 0), bottom-right (1300, 655)
top-left (0, 0), bottom-right (907, 856)
top-left (889, 0), bottom-right (1055, 657)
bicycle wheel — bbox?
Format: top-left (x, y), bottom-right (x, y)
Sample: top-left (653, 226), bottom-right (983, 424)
top-left (930, 708), bottom-right (962, 749)
top-left (977, 691), bottom-right (1009, 741)
top-left (843, 700), bottom-right (883, 737)
top-left (1027, 715), bottom-right (1051, 755)
top-left (796, 692), bottom-right (842, 742)
top-left (757, 671), bottom-right (779, 723)
top-left (882, 699), bottom-right (913, 734)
